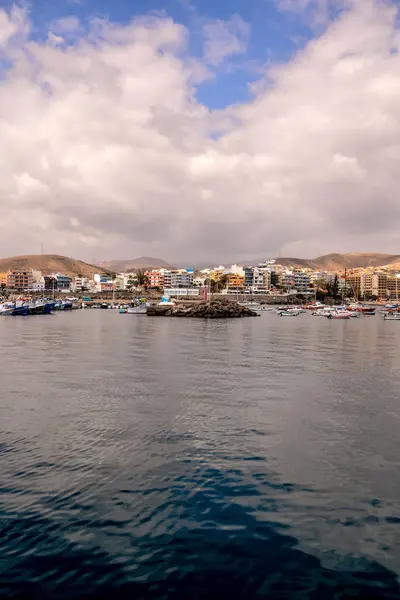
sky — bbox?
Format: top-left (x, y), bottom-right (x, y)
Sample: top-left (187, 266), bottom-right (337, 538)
top-left (1, 0), bottom-right (400, 264)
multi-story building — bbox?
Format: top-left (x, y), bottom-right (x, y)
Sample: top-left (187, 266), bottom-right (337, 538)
top-left (71, 276), bottom-right (90, 292)
top-left (281, 270), bottom-right (310, 291)
top-left (146, 270), bottom-right (165, 288)
top-left (346, 274), bottom-right (362, 297)
top-left (0, 272), bottom-right (7, 286)
top-left (387, 274), bottom-right (400, 299)
top-left (226, 274), bottom-right (245, 289)
top-left (361, 273), bottom-right (387, 298)
top-left (7, 270), bottom-right (33, 290)
top-left (244, 267), bottom-right (271, 290)
top-left (146, 269), bottom-right (194, 290)
top-left (170, 271), bottom-right (194, 288)
top-left (56, 274), bottom-right (72, 291)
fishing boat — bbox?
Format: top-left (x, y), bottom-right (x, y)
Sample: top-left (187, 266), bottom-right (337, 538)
top-left (44, 302), bottom-right (56, 314)
top-left (28, 302), bottom-right (45, 315)
top-left (12, 305), bottom-right (29, 316)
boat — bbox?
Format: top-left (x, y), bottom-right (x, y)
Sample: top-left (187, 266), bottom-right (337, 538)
top-left (278, 310), bottom-right (300, 317)
top-left (44, 302), bottom-right (56, 314)
top-left (28, 303), bottom-right (45, 315)
top-left (12, 305), bottom-right (29, 316)
top-left (327, 312), bottom-right (350, 320)
top-left (304, 301), bottom-right (326, 310)
top-left (0, 303), bottom-right (14, 315)
top-left (385, 303), bottom-right (399, 309)
top-left (383, 313), bottom-right (400, 321)
top-left (158, 295), bottom-right (174, 306)
top-left (127, 305), bottom-right (147, 314)
top-left (238, 302), bottom-right (274, 312)
top-left (361, 308), bottom-right (375, 316)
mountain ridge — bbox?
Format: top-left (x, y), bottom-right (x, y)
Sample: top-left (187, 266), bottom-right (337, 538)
top-left (0, 252), bottom-right (399, 276)
top-left (101, 257), bottom-right (174, 272)
top-left (0, 255), bottom-right (109, 278)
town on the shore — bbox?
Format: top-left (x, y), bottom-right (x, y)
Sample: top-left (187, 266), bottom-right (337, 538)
top-left (1, 259), bottom-right (400, 301)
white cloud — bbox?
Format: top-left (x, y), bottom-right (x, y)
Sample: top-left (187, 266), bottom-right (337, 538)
top-left (0, 1), bottom-right (400, 262)
top-left (50, 16), bottom-right (82, 34)
top-left (203, 14), bottom-right (250, 66)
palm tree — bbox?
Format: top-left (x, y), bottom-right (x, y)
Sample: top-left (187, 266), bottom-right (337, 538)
top-left (132, 269), bottom-right (150, 288)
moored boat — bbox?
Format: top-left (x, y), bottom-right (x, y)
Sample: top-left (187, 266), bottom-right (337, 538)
top-left (383, 313), bottom-right (400, 321)
top-left (327, 312), bottom-right (350, 320)
top-left (127, 306), bottom-right (147, 314)
top-left (0, 303), bottom-right (14, 315)
top-left (12, 305), bottom-right (29, 316)
top-left (28, 303), bottom-right (45, 315)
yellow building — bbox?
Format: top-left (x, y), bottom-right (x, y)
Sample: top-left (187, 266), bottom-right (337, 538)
top-left (0, 272), bottom-right (8, 286)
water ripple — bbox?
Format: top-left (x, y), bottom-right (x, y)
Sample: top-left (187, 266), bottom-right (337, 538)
top-left (1, 311), bottom-right (400, 598)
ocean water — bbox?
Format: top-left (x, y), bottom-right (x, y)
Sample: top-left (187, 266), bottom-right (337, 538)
top-left (1, 310), bottom-right (400, 599)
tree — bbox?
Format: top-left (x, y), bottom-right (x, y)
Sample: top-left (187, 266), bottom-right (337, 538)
top-left (214, 274), bottom-right (229, 292)
top-left (127, 275), bottom-right (136, 292)
top-left (332, 275), bottom-right (340, 300)
top-left (130, 269), bottom-right (149, 289)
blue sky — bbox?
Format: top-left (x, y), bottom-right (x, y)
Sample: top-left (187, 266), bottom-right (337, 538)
top-left (4, 0), bottom-right (315, 108)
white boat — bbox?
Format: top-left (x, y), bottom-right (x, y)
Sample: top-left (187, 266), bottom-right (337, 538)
top-left (0, 303), bottom-right (14, 315)
top-left (278, 310), bottom-right (300, 317)
top-left (383, 313), bottom-right (400, 321)
top-left (127, 305), bottom-right (148, 314)
top-left (238, 302), bottom-right (274, 312)
top-left (158, 295), bottom-right (175, 306)
top-left (312, 308), bottom-right (335, 316)
top-left (347, 311), bottom-right (361, 318)
top-left (327, 312), bottom-right (350, 320)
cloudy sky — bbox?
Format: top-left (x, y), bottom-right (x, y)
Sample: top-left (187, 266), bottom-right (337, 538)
top-left (1, 0), bottom-right (400, 264)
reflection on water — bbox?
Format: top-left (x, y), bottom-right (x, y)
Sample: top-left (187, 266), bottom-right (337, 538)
top-left (1, 311), bottom-right (400, 598)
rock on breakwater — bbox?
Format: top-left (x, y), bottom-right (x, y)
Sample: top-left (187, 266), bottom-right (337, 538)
top-left (147, 299), bottom-right (259, 318)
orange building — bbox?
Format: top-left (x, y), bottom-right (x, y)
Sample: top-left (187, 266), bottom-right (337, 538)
top-left (226, 274), bottom-right (245, 288)
top-left (6, 270), bottom-right (33, 290)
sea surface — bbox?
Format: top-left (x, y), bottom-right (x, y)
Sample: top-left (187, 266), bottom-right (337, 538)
top-left (1, 310), bottom-right (400, 599)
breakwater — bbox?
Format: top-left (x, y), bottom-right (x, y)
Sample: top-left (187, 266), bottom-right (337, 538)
top-left (147, 299), bottom-right (259, 318)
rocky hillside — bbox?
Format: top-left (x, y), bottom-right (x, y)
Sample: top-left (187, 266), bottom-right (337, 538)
top-left (0, 255), bottom-right (109, 278)
top-left (277, 253), bottom-right (400, 271)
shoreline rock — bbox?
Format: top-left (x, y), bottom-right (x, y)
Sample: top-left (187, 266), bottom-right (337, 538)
top-left (147, 300), bottom-right (259, 318)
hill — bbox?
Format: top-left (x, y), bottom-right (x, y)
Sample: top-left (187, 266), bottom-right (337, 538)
top-left (0, 255), bottom-right (109, 278)
top-left (101, 256), bottom-right (174, 272)
top-left (276, 253), bottom-right (400, 271)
